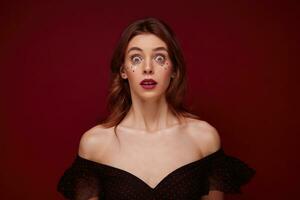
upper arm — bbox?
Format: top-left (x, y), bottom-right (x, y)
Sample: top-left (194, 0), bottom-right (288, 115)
top-left (201, 190), bottom-right (224, 200)
top-left (78, 125), bottom-right (110, 160)
top-left (195, 121), bottom-right (223, 200)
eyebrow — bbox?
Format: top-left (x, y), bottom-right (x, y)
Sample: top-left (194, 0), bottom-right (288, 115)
top-left (127, 46), bottom-right (168, 53)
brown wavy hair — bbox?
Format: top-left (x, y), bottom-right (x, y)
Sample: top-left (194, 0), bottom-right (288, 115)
top-left (100, 17), bottom-right (201, 135)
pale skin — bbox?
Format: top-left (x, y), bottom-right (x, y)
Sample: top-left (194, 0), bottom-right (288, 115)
top-left (79, 33), bottom-right (224, 200)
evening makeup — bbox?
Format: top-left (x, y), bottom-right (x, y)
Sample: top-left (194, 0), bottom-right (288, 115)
top-left (126, 46), bottom-right (170, 73)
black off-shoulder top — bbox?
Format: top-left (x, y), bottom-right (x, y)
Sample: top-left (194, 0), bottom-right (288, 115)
top-left (57, 147), bottom-right (255, 200)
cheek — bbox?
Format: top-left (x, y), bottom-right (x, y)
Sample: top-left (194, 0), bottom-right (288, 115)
top-left (162, 61), bottom-right (170, 71)
top-left (124, 64), bottom-right (140, 83)
top-left (125, 60), bottom-right (173, 78)
top-left (125, 64), bottom-right (138, 73)
top-left (157, 61), bottom-right (173, 76)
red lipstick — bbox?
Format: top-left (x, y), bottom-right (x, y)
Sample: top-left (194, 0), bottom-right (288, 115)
top-left (140, 78), bottom-right (157, 89)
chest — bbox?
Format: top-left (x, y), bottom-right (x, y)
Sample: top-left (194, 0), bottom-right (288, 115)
top-left (100, 129), bottom-right (202, 189)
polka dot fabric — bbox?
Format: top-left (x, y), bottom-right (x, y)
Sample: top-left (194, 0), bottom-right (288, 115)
top-left (57, 148), bottom-right (255, 200)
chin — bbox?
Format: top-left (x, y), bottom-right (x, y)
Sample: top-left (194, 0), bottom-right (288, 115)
top-left (145, 93), bottom-right (167, 101)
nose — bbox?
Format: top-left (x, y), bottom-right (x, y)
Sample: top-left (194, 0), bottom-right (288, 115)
top-left (143, 59), bottom-right (154, 75)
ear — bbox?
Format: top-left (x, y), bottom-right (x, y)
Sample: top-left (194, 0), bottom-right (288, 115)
top-left (120, 65), bottom-right (128, 79)
top-left (171, 72), bottom-right (176, 78)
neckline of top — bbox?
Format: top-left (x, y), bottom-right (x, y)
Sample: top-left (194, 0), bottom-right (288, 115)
top-left (75, 147), bottom-right (224, 190)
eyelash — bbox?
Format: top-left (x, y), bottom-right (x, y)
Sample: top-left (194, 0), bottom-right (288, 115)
top-left (155, 54), bottom-right (166, 64)
top-left (130, 54), bottom-right (166, 65)
top-left (130, 54), bottom-right (143, 65)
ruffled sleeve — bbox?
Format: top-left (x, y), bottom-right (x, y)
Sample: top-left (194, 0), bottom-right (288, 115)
top-left (57, 155), bottom-right (103, 200)
top-left (207, 148), bottom-right (256, 193)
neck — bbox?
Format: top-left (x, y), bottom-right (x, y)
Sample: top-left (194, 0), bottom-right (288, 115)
top-left (120, 95), bottom-right (181, 133)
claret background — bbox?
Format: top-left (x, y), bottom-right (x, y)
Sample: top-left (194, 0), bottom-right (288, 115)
top-left (0, 1), bottom-right (297, 199)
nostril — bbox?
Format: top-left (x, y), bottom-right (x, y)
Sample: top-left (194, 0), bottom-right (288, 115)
top-left (144, 70), bottom-right (153, 74)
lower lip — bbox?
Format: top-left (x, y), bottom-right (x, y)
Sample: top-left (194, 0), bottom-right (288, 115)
top-left (140, 83), bottom-right (157, 89)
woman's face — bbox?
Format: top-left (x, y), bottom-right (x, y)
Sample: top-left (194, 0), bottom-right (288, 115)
top-left (121, 33), bottom-right (175, 100)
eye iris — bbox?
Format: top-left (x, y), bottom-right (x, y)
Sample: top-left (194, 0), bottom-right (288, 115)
top-left (133, 58), bottom-right (139, 62)
top-left (132, 56), bottom-right (142, 64)
top-left (156, 55), bottom-right (165, 64)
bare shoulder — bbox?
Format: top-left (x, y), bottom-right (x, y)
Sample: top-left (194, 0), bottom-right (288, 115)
top-left (186, 118), bottom-right (221, 156)
top-left (78, 124), bottom-right (114, 160)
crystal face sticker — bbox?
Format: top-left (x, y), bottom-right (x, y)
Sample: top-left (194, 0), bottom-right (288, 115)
top-left (163, 61), bottom-right (169, 70)
top-left (126, 54), bottom-right (170, 72)
top-left (129, 54), bottom-right (143, 72)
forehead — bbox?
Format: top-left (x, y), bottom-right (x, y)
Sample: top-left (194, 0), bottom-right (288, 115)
top-left (126, 34), bottom-right (167, 52)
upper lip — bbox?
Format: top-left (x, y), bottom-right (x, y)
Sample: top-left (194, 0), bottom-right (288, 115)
top-left (140, 78), bottom-right (157, 85)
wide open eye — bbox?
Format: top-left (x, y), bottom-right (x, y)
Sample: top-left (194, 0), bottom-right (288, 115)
top-left (130, 55), bottom-right (143, 65)
top-left (154, 54), bottom-right (166, 65)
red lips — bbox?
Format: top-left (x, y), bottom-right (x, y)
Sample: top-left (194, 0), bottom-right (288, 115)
top-left (140, 79), bottom-right (157, 85)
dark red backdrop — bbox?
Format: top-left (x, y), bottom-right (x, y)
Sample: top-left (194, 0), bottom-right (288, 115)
top-left (0, 1), bottom-right (297, 199)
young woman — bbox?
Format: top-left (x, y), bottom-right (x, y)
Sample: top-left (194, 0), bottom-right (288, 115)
top-left (57, 17), bottom-right (255, 200)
